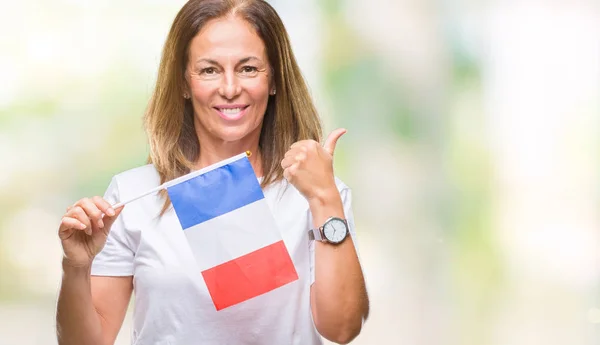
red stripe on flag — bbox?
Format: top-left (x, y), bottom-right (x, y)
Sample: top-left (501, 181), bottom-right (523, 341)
top-left (201, 240), bottom-right (299, 311)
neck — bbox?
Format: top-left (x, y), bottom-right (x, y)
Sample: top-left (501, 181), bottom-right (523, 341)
top-left (194, 133), bottom-right (263, 178)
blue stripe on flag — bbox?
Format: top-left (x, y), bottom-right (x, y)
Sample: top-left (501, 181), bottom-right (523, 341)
top-left (167, 156), bottom-right (264, 229)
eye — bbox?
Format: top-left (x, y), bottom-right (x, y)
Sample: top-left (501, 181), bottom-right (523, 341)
top-left (240, 66), bottom-right (258, 75)
top-left (201, 67), bottom-right (218, 75)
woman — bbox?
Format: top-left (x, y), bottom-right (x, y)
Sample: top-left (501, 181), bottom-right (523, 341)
top-left (56, 0), bottom-right (368, 344)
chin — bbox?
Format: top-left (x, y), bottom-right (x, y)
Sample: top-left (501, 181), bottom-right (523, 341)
top-left (213, 125), bottom-right (258, 143)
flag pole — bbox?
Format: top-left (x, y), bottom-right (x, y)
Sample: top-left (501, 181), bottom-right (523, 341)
top-left (110, 151), bottom-right (252, 209)
top-left (111, 183), bottom-right (165, 209)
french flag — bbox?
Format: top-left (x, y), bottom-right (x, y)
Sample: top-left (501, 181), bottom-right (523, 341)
top-left (166, 152), bottom-right (299, 311)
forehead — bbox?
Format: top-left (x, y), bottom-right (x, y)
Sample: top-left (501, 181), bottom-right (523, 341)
top-left (189, 16), bottom-right (267, 62)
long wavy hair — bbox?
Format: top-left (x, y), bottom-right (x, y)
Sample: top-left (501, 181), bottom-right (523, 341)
top-left (144, 0), bottom-right (323, 213)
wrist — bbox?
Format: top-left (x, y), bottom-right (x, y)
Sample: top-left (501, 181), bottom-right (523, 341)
top-left (308, 188), bottom-right (345, 229)
top-left (307, 186), bottom-right (341, 208)
top-left (62, 258), bottom-right (92, 277)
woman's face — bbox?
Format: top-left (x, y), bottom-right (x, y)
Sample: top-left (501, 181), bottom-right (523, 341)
top-left (186, 16), bottom-right (272, 144)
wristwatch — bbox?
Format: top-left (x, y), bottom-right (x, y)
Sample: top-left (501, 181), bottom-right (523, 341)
top-left (309, 217), bottom-right (349, 244)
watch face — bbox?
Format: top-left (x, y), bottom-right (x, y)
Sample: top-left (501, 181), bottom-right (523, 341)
top-left (323, 218), bottom-right (348, 244)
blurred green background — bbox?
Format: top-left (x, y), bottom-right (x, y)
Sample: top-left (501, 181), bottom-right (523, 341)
top-left (1, 0), bottom-right (599, 344)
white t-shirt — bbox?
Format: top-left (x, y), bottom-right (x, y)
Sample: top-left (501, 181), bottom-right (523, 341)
top-left (91, 164), bottom-right (358, 345)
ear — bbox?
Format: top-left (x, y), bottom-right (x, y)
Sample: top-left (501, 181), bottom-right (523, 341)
top-left (182, 71), bottom-right (192, 99)
top-left (268, 66), bottom-right (276, 96)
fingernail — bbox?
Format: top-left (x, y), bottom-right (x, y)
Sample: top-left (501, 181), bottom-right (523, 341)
top-left (106, 208), bottom-right (115, 217)
top-left (79, 223), bottom-right (86, 230)
top-left (98, 219), bottom-right (104, 228)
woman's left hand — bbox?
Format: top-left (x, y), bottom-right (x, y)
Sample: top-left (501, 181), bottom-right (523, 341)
top-left (281, 128), bottom-right (346, 203)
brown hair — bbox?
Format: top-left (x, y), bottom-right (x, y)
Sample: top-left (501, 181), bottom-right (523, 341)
top-left (144, 0), bottom-right (322, 213)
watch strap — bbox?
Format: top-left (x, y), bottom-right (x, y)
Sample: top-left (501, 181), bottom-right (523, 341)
top-left (308, 227), bottom-right (324, 241)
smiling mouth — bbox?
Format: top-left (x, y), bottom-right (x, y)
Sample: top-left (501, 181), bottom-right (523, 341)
top-left (214, 105), bottom-right (249, 120)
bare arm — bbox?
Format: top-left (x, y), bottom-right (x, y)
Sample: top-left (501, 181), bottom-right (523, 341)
top-left (56, 263), bottom-right (132, 345)
top-left (281, 129), bottom-right (369, 343)
top-left (56, 196), bottom-right (132, 345)
top-left (309, 191), bottom-right (369, 344)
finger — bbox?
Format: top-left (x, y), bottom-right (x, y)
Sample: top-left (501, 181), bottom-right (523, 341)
top-left (58, 216), bottom-right (87, 240)
top-left (283, 168), bottom-right (290, 181)
top-left (60, 216), bottom-right (87, 232)
top-left (283, 163), bottom-right (298, 182)
top-left (102, 205), bottom-right (124, 231)
top-left (284, 146), bottom-right (305, 161)
top-left (294, 151), bottom-right (307, 163)
top-left (281, 151), bottom-right (300, 169)
top-left (92, 196), bottom-right (115, 217)
top-left (281, 155), bottom-right (294, 170)
top-left (323, 128), bottom-right (347, 156)
top-left (68, 206), bottom-right (93, 236)
top-left (282, 149), bottom-right (308, 169)
top-left (77, 198), bottom-right (105, 229)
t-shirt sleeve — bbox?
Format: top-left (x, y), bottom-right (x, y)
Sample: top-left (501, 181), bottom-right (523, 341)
top-left (309, 186), bottom-right (361, 285)
top-left (91, 177), bottom-right (135, 276)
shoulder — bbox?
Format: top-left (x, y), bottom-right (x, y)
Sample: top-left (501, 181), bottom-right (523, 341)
top-left (109, 164), bottom-right (160, 198)
top-left (113, 164), bottom-right (159, 186)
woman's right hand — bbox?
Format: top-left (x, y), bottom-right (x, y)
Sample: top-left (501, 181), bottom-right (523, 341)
top-left (58, 197), bottom-right (124, 268)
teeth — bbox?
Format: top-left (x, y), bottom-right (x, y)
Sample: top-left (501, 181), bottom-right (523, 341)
top-left (220, 107), bottom-right (243, 114)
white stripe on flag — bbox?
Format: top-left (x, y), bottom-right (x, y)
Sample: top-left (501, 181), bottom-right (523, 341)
top-left (184, 199), bottom-right (282, 270)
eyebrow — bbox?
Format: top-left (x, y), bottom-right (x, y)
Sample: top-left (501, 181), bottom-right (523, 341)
top-left (195, 56), bottom-right (263, 66)
top-left (239, 56), bottom-right (261, 64)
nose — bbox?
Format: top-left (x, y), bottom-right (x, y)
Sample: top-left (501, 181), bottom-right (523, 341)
top-left (218, 71), bottom-right (242, 100)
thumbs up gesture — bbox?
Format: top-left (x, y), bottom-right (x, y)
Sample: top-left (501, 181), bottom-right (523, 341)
top-left (281, 128), bottom-right (347, 203)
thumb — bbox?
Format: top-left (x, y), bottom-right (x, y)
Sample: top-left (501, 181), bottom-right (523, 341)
top-left (323, 128), bottom-right (347, 156)
top-left (102, 205), bottom-right (124, 230)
